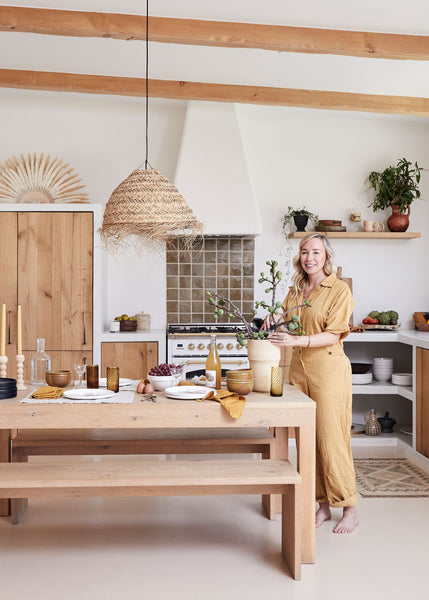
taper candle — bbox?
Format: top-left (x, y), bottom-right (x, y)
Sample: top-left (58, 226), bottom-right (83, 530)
top-left (1, 303), bottom-right (6, 356)
top-left (17, 304), bottom-right (22, 355)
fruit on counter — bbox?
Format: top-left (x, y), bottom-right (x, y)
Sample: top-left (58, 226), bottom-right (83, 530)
top-left (136, 381), bottom-right (145, 394)
top-left (363, 310), bottom-right (399, 325)
top-left (114, 314), bottom-right (137, 321)
top-left (144, 383), bottom-right (154, 394)
top-left (414, 312), bottom-right (428, 324)
top-left (149, 363), bottom-right (183, 376)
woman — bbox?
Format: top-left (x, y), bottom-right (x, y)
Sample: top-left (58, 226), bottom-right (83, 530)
top-left (267, 233), bottom-right (358, 534)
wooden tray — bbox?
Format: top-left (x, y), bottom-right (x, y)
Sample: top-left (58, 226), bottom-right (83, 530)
top-left (360, 323), bottom-right (401, 330)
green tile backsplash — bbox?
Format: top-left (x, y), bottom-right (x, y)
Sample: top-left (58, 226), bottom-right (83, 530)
top-left (166, 237), bottom-right (255, 324)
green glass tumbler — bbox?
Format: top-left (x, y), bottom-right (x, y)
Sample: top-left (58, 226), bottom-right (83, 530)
top-left (106, 366), bottom-right (120, 393)
top-left (270, 366), bottom-right (284, 397)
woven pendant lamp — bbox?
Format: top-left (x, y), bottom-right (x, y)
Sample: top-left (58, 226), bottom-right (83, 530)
top-left (101, 167), bottom-right (203, 248)
top-left (101, 0), bottom-right (202, 251)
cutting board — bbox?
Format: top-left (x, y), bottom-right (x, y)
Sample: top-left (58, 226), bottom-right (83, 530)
top-left (336, 266), bottom-right (353, 327)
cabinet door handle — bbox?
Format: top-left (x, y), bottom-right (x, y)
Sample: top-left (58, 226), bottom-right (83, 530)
top-left (83, 312), bottom-right (86, 346)
top-left (8, 310), bottom-right (11, 344)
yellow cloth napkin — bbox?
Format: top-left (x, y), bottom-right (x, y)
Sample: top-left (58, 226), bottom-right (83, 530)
top-left (31, 385), bottom-right (65, 400)
top-left (198, 389), bottom-right (246, 419)
top-left (177, 381), bottom-right (246, 418)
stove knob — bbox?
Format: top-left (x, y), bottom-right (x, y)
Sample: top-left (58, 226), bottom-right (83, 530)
top-left (188, 343), bottom-right (195, 350)
top-left (197, 343), bottom-right (205, 351)
top-left (226, 343), bottom-right (234, 350)
top-left (217, 343), bottom-right (224, 350)
top-left (236, 343), bottom-right (243, 350)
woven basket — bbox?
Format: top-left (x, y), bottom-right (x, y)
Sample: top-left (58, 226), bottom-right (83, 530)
top-left (101, 168), bottom-right (203, 249)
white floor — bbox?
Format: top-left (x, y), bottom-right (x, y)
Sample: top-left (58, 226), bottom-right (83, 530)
top-left (1, 444), bottom-right (428, 600)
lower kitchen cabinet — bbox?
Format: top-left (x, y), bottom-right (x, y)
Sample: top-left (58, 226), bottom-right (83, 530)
top-left (416, 347), bottom-right (429, 458)
top-left (101, 342), bottom-right (158, 380)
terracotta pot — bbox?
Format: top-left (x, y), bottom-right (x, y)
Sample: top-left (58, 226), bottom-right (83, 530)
top-left (246, 339), bottom-right (280, 392)
top-left (387, 204), bottom-right (410, 232)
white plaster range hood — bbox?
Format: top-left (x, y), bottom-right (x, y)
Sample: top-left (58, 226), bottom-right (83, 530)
top-left (174, 102), bottom-right (262, 236)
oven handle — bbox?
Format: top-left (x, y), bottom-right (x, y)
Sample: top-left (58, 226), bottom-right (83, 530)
top-left (183, 358), bottom-right (248, 365)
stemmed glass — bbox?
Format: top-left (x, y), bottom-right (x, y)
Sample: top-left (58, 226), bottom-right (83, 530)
top-left (74, 363), bottom-right (86, 388)
top-left (170, 364), bottom-right (184, 386)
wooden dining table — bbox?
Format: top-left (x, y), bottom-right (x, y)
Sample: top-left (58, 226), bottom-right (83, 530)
top-left (0, 383), bottom-right (316, 564)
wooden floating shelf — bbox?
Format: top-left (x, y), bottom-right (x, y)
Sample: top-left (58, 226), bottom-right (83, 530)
top-left (289, 231), bottom-right (421, 239)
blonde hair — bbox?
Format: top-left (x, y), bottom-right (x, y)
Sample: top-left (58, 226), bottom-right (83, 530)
top-left (290, 233), bottom-right (335, 297)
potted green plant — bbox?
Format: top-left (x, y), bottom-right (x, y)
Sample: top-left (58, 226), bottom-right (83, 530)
top-left (367, 157), bottom-right (423, 232)
top-left (281, 206), bottom-right (319, 233)
top-left (207, 260), bottom-right (309, 391)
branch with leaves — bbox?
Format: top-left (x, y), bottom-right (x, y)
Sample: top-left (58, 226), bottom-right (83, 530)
top-left (206, 259), bottom-right (310, 345)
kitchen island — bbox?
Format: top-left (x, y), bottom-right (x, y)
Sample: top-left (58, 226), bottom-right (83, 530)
top-left (0, 384), bottom-right (316, 565)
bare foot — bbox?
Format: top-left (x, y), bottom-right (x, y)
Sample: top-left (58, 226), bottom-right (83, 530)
top-left (333, 506), bottom-right (359, 534)
top-left (315, 502), bottom-right (331, 528)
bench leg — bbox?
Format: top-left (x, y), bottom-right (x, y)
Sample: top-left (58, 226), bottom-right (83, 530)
top-left (11, 447), bottom-right (29, 524)
top-left (281, 483), bottom-right (301, 580)
top-left (262, 427), bottom-right (289, 520)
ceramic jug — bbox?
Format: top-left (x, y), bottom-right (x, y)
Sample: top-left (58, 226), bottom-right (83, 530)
top-left (364, 409), bottom-right (381, 436)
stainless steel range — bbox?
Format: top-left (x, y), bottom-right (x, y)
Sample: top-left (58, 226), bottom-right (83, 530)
top-left (167, 323), bottom-right (249, 379)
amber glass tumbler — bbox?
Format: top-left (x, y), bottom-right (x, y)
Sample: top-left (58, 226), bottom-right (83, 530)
top-left (106, 366), bottom-right (120, 393)
top-left (270, 366), bottom-right (284, 397)
top-left (86, 365), bottom-right (99, 389)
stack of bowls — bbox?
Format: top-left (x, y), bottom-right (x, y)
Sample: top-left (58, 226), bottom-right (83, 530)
top-left (226, 369), bottom-right (254, 395)
top-left (0, 377), bottom-right (17, 399)
top-left (372, 357), bottom-right (394, 382)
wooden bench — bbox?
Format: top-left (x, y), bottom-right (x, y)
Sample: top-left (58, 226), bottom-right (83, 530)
top-left (0, 457), bottom-right (301, 580)
top-left (10, 427), bottom-right (286, 523)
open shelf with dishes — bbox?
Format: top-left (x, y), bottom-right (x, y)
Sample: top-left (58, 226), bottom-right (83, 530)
top-left (352, 382), bottom-right (413, 401)
top-left (288, 231), bottom-right (421, 239)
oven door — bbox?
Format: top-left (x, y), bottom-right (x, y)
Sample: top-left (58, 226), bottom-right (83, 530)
top-left (180, 357), bottom-right (249, 379)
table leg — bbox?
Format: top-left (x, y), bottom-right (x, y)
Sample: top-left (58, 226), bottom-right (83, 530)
top-left (0, 429), bottom-right (11, 516)
top-left (295, 421), bottom-right (315, 564)
top-left (262, 427), bottom-right (289, 520)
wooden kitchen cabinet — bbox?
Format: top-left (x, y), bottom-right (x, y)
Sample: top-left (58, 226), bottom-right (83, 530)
top-left (416, 347), bottom-right (429, 458)
top-left (101, 342), bottom-right (158, 380)
top-left (0, 211), bottom-right (93, 380)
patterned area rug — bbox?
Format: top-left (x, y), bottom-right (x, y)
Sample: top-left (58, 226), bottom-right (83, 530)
top-left (354, 458), bottom-right (429, 498)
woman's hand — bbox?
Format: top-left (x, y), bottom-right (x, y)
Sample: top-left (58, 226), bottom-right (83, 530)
top-left (268, 330), bottom-right (298, 347)
top-left (261, 313), bottom-right (283, 331)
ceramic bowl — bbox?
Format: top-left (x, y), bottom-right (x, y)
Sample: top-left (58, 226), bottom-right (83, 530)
top-left (45, 370), bottom-right (72, 387)
top-left (226, 378), bottom-right (254, 395)
top-left (147, 374), bottom-right (176, 391)
top-left (225, 368), bottom-right (253, 380)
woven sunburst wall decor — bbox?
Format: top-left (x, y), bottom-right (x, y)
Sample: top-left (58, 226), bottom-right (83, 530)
top-left (0, 153), bottom-right (89, 203)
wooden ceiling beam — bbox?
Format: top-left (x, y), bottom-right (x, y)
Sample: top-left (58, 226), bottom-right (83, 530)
top-left (0, 68), bottom-right (428, 117)
top-left (0, 6), bottom-right (428, 61)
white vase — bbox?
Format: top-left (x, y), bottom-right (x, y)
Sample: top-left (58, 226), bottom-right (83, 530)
top-left (246, 339), bottom-right (281, 392)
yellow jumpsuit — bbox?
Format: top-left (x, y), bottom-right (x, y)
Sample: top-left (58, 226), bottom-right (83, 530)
top-left (283, 273), bottom-right (357, 508)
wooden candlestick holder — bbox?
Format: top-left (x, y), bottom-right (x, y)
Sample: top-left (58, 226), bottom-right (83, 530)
top-left (16, 354), bottom-right (27, 390)
top-left (0, 355), bottom-right (8, 378)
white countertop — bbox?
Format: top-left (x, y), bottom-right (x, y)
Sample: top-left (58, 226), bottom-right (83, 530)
top-left (346, 329), bottom-right (429, 350)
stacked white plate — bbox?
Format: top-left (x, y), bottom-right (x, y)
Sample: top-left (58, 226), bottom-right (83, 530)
top-left (391, 373), bottom-right (412, 386)
top-left (352, 372), bottom-right (373, 384)
top-left (164, 386), bottom-right (213, 400)
top-left (372, 357), bottom-right (394, 382)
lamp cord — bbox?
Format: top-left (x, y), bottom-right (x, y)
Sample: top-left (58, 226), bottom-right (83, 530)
top-left (144, 0), bottom-right (149, 170)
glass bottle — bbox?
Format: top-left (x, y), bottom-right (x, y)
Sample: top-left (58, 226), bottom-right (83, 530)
top-left (31, 338), bottom-right (51, 385)
top-left (205, 334), bottom-right (221, 389)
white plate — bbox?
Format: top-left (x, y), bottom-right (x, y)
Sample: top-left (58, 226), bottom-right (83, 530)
top-left (165, 386), bottom-right (214, 400)
top-left (99, 378), bottom-right (133, 387)
top-left (63, 389), bottom-right (116, 400)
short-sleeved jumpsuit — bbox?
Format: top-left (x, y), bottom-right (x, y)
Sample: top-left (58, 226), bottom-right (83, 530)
top-left (283, 273), bottom-right (357, 507)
